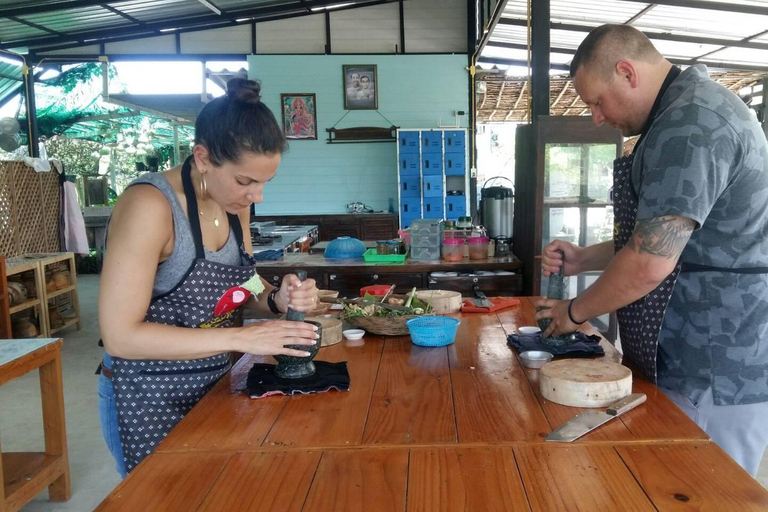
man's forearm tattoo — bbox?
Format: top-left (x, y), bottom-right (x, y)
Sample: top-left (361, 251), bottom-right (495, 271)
top-left (631, 215), bottom-right (695, 259)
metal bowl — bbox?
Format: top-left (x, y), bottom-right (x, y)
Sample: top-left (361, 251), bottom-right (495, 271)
top-left (519, 350), bottom-right (553, 369)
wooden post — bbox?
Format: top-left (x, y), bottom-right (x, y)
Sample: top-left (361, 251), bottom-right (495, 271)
top-left (39, 349), bottom-right (70, 501)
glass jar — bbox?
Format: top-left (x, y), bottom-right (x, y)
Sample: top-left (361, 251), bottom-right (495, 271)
top-left (442, 238), bottom-right (464, 262)
top-left (387, 240), bottom-right (401, 255)
top-left (443, 220), bottom-right (456, 229)
top-left (495, 236), bottom-right (510, 256)
top-left (457, 216), bottom-right (472, 229)
top-left (467, 236), bottom-right (489, 260)
top-left (376, 240), bottom-right (390, 255)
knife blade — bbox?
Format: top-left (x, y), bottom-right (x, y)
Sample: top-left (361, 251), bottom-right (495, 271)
top-left (545, 393), bottom-right (647, 442)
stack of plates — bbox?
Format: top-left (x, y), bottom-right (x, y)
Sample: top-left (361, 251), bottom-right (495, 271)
top-left (430, 271), bottom-right (459, 278)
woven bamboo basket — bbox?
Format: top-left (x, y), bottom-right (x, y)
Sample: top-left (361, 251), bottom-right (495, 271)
top-left (345, 314), bottom-right (418, 336)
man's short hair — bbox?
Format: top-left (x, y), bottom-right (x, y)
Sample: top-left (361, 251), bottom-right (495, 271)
top-left (570, 24), bottom-right (663, 79)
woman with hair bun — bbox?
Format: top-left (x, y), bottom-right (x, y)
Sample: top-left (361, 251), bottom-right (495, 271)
top-left (97, 78), bottom-right (319, 476)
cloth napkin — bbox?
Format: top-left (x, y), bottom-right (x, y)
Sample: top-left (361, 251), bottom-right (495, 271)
top-left (246, 361), bottom-right (350, 398)
top-left (461, 297), bottom-right (520, 313)
top-left (507, 332), bottom-right (605, 357)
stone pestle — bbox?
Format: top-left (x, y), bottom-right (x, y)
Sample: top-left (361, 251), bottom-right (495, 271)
top-left (274, 270), bottom-right (322, 379)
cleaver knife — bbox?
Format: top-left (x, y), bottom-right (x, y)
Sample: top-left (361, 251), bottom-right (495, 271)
top-left (546, 393), bottom-right (647, 442)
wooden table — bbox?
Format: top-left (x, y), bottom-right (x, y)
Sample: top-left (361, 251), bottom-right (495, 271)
top-left (0, 338), bottom-right (70, 512)
top-left (96, 298), bottom-right (768, 511)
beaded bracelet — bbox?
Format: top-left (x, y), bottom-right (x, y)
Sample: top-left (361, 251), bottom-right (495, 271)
top-left (568, 298), bottom-right (586, 325)
top-left (267, 287), bottom-right (282, 315)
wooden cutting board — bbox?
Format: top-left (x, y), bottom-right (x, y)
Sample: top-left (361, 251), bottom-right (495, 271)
top-left (415, 290), bottom-right (463, 314)
top-left (540, 359), bottom-right (632, 408)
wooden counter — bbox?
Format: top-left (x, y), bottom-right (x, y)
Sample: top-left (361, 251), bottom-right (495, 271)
top-left (255, 252), bottom-right (524, 297)
top-left (96, 299), bottom-right (768, 511)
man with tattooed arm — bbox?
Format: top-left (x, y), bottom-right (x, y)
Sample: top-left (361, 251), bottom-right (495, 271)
top-left (536, 24), bottom-right (768, 476)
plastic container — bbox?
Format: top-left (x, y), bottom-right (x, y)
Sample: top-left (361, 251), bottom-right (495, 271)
top-left (324, 236), bottom-right (366, 259)
top-left (468, 236), bottom-right (489, 260)
top-left (441, 238), bottom-right (464, 262)
top-left (410, 245), bottom-right (441, 260)
top-left (363, 248), bottom-right (408, 263)
top-left (360, 284), bottom-right (393, 297)
top-left (407, 316), bottom-right (460, 347)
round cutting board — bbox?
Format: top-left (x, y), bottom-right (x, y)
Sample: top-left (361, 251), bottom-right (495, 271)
top-left (540, 359), bottom-right (632, 408)
top-left (415, 290), bottom-right (463, 314)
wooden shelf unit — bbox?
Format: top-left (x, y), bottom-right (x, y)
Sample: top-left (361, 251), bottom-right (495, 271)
top-left (0, 338), bottom-right (70, 511)
top-left (5, 257), bottom-right (47, 338)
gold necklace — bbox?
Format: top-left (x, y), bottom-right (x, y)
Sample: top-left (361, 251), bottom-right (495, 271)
top-left (198, 201), bottom-right (221, 227)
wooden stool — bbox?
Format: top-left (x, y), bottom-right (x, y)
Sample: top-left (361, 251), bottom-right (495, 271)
top-left (0, 338), bottom-right (70, 511)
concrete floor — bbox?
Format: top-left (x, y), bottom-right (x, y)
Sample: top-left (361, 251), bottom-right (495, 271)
top-left (1, 274), bottom-right (767, 510)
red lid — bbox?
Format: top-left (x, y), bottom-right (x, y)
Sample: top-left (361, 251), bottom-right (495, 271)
top-left (443, 238), bottom-right (464, 245)
top-left (467, 236), bottom-right (489, 243)
top-left (360, 284), bottom-right (393, 296)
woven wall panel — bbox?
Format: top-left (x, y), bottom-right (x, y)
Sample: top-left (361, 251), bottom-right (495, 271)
top-left (0, 166), bottom-right (15, 257)
top-left (0, 161), bottom-right (61, 258)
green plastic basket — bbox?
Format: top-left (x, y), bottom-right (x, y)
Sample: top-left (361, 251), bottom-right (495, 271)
top-left (363, 248), bottom-right (408, 263)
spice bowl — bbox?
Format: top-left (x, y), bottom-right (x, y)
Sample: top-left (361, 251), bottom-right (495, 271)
top-left (343, 329), bottom-right (365, 340)
top-left (519, 350), bottom-right (553, 369)
top-left (518, 326), bottom-right (541, 335)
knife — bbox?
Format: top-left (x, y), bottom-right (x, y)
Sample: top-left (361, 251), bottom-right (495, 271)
top-left (545, 393), bottom-right (647, 442)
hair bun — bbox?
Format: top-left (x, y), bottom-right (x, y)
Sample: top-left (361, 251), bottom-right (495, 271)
top-left (226, 78), bottom-right (261, 104)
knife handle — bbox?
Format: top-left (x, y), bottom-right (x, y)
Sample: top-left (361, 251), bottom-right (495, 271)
top-left (606, 393), bottom-right (646, 416)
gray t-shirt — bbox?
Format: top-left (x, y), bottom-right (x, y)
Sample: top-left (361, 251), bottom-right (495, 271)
top-left (632, 64), bottom-right (768, 406)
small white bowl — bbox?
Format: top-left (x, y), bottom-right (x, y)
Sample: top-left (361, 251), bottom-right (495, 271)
top-left (519, 350), bottom-right (553, 369)
top-left (342, 329), bottom-right (365, 340)
top-left (518, 326), bottom-right (541, 335)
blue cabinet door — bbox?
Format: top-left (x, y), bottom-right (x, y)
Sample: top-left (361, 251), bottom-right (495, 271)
top-left (400, 176), bottom-right (420, 197)
top-left (423, 175), bottom-right (443, 198)
top-left (421, 131), bottom-right (443, 153)
top-left (399, 153), bottom-right (420, 175)
top-left (399, 132), bottom-right (419, 153)
top-left (444, 154), bottom-right (466, 176)
top-left (444, 130), bottom-right (465, 153)
top-left (423, 197), bottom-right (444, 218)
top-left (422, 154), bottom-right (443, 175)
top-left (446, 196), bottom-right (466, 218)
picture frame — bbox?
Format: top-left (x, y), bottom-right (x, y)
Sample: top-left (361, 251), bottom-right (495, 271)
top-left (343, 64), bottom-right (378, 110)
top-left (281, 93), bottom-right (318, 140)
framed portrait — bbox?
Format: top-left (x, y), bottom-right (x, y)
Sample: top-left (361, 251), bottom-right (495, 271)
top-left (281, 93), bottom-right (318, 140)
top-left (343, 64), bottom-right (378, 110)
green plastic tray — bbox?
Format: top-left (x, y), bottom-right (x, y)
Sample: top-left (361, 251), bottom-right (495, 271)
top-left (363, 248), bottom-right (408, 263)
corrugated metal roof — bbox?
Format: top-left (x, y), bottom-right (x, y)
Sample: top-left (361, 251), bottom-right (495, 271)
top-left (484, 0), bottom-right (768, 73)
top-left (0, 0), bottom-right (393, 52)
top-left (0, 59), bottom-right (23, 109)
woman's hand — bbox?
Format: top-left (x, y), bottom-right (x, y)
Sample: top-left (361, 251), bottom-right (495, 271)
top-left (541, 240), bottom-right (582, 277)
top-left (235, 320), bottom-right (319, 357)
top-left (275, 274), bottom-right (319, 313)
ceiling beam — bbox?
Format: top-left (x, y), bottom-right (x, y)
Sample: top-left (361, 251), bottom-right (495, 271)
top-left (551, 80), bottom-right (569, 108)
top-left (1, 0), bottom-right (395, 51)
top-left (7, 15), bottom-right (64, 37)
top-left (495, 81), bottom-right (506, 108)
top-left (485, 41), bottom-right (768, 73)
top-left (478, 56), bottom-right (570, 72)
top-left (513, 81), bottom-right (527, 109)
top-left (0, 0), bottom-right (139, 18)
top-left (498, 18), bottom-right (768, 52)
top-left (615, 0), bottom-right (768, 17)
top-left (99, 4), bottom-right (153, 30)
top-left (624, 4), bottom-right (656, 25)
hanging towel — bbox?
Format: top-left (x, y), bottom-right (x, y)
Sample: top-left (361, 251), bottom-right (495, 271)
top-left (62, 181), bottom-right (89, 254)
top-left (22, 157), bottom-right (51, 173)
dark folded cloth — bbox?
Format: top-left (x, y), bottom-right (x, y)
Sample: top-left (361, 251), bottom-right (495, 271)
top-left (253, 249), bottom-right (284, 261)
top-left (507, 332), bottom-right (605, 357)
top-left (246, 361), bottom-right (350, 398)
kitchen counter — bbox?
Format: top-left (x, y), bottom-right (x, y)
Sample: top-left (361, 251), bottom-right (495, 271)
top-left (96, 300), bottom-right (768, 511)
top-left (253, 252), bottom-right (524, 297)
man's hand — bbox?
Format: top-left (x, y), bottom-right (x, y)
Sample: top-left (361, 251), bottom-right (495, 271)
top-left (541, 240), bottom-right (582, 277)
top-left (534, 298), bottom-right (581, 338)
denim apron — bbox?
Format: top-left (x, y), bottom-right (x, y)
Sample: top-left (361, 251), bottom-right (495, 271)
top-left (112, 157), bottom-right (256, 473)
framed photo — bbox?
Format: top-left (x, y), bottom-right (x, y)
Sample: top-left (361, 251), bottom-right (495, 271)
top-left (281, 93), bottom-right (318, 140)
top-left (343, 64), bottom-right (378, 110)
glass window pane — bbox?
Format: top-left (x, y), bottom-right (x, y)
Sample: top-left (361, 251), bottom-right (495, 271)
top-left (587, 144), bottom-right (616, 202)
top-left (544, 144), bottom-right (581, 198)
top-left (587, 206), bottom-right (614, 246)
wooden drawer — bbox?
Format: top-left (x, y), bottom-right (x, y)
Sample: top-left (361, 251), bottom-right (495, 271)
top-left (321, 224), bottom-right (361, 241)
top-left (361, 217), bottom-right (398, 240)
top-left (327, 272), bottom-right (423, 297)
top-left (427, 274), bottom-right (522, 296)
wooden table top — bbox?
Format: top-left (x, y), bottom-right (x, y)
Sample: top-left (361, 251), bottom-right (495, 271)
top-left (254, 252), bottom-right (523, 271)
top-left (96, 298), bottom-right (768, 511)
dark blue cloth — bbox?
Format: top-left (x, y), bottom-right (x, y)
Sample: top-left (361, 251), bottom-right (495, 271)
top-left (507, 332), bottom-right (605, 357)
top-left (253, 249), bottom-right (284, 261)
